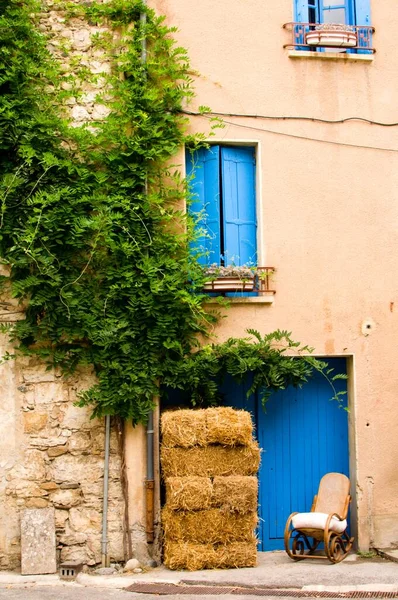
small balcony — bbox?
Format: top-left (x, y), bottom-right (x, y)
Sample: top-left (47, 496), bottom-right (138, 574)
top-left (283, 22), bottom-right (375, 53)
top-left (203, 266), bottom-right (276, 296)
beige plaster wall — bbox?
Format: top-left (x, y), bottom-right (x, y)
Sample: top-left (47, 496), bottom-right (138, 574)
top-left (145, 0), bottom-right (398, 551)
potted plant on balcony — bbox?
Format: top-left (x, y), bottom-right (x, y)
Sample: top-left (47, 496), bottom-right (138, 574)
top-left (203, 263), bottom-right (256, 292)
top-left (306, 23), bottom-right (357, 47)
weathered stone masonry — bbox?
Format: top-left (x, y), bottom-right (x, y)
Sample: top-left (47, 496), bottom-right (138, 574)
top-left (0, 3), bottom-right (125, 570)
top-left (0, 289), bottom-right (126, 569)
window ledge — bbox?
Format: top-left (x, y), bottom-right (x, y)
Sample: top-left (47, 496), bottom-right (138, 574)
top-left (288, 50), bottom-right (374, 61)
top-left (204, 294), bottom-right (275, 305)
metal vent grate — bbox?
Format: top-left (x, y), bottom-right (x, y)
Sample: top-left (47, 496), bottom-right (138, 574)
top-left (126, 582), bottom-right (398, 598)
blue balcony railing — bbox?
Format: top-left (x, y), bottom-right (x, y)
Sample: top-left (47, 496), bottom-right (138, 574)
top-left (283, 22), bottom-right (375, 53)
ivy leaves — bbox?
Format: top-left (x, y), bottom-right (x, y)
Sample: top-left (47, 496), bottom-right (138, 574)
top-left (162, 330), bottom-right (347, 409)
top-left (0, 0), bottom-right (213, 422)
top-left (0, 0), bottom-right (344, 423)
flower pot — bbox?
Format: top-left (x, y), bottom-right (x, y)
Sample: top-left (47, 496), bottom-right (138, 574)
top-left (203, 277), bottom-right (255, 292)
top-left (306, 25), bottom-right (357, 47)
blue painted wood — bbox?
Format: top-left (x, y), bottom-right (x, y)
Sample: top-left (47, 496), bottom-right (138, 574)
top-left (222, 359), bottom-right (349, 551)
top-left (355, 0), bottom-right (372, 53)
top-left (295, 0), bottom-right (310, 22)
top-left (257, 358), bottom-right (349, 550)
top-left (220, 147), bottom-right (257, 267)
top-left (186, 147), bottom-right (221, 265)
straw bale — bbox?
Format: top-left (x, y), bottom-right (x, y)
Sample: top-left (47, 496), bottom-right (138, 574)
top-left (212, 541), bottom-right (257, 569)
top-left (206, 407), bottom-right (253, 446)
top-left (164, 541), bottom-right (257, 571)
top-left (164, 541), bottom-right (215, 571)
top-left (165, 477), bottom-right (213, 511)
top-left (212, 476), bottom-right (258, 513)
top-left (161, 441), bottom-right (261, 478)
top-left (161, 409), bottom-right (208, 448)
top-left (162, 507), bottom-right (257, 544)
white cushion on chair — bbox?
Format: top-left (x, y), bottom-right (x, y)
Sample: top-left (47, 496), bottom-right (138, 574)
top-left (292, 512), bottom-right (347, 534)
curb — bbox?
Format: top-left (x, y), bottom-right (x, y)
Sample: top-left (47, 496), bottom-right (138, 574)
top-left (1, 571), bottom-right (398, 595)
top-left (375, 549), bottom-right (398, 564)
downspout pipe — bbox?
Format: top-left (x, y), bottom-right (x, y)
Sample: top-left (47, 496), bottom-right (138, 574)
top-left (145, 410), bottom-right (155, 543)
top-left (140, 0), bottom-right (155, 546)
top-left (101, 414), bottom-right (111, 567)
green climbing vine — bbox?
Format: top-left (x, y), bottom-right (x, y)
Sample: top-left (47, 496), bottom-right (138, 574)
top-left (0, 0), bottom-right (345, 423)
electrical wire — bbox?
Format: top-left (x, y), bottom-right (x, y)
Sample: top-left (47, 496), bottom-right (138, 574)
top-left (182, 109), bottom-right (398, 128)
top-left (185, 113), bottom-right (398, 153)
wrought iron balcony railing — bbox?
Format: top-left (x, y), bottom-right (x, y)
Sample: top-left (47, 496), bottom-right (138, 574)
top-left (203, 267), bottom-right (276, 295)
top-left (283, 22), bottom-right (375, 53)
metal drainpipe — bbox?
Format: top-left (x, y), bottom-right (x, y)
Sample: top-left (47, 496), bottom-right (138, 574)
top-left (101, 414), bottom-right (111, 567)
top-left (140, 0), bottom-right (155, 546)
top-left (145, 411), bottom-right (155, 543)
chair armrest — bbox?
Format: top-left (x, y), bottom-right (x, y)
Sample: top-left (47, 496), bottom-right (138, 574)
top-left (284, 512), bottom-right (299, 537)
top-left (324, 512), bottom-right (346, 536)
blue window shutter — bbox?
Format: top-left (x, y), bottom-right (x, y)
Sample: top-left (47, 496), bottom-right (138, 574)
top-left (221, 147), bottom-right (257, 267)
top-left (186, 146), bottom-right (221, 265)
top-left (294, 0), bottom-right (309, 46)
top-left (355, 0), bottom-right (371, 25)
top-left (295, 0), bottom-right (309, 22)
top-left (355, 0), bottom-right (372, 53)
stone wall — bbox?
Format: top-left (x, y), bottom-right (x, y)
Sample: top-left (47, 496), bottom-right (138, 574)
top-left (0, 335), bottom-right (126, 569)
top-left (0, 2), bottom-right (126, 570)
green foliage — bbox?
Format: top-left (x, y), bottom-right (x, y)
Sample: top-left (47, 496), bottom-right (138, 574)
top-left (0, 0), bottom-right (211, 422)
top-left (163, 329), bottom-right (347, 408)
top-left (0, 0), bottom-right (345, 423)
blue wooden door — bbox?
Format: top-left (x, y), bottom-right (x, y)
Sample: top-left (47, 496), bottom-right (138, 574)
top-left (222, 358), bottom-right (349, 551)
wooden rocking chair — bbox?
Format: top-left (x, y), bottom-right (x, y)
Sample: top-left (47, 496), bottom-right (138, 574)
top-left (284, 472), bottom-right (354, 564)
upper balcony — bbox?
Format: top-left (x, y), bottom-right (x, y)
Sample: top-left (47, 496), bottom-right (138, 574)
top-left (283, 22), bottom-right (375, 54)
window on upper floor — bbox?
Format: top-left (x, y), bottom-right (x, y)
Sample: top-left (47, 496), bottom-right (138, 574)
top-left (186, 145), bottom-right (257, 271)
top-left (289, 0), bottom-right (374, 53)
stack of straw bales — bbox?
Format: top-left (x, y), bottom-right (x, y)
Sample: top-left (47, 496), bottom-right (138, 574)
top-left (161, 407), bottom-right (260, 570)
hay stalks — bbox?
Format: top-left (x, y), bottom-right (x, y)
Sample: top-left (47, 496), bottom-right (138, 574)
top-left (206, 407), bottom-right (253, 446)
top-left (161, 441), bottom-right (261, 478)
top-left (161, 409), bottom-right (207, 448)
top-left (164, 541), bottom-right (257, 571)
top-left (212, 476), bottom-right (258, 513)
top-left (165, 477), bottom-right (212, 511)
top-left (162, 507), bottom-right (257, 544)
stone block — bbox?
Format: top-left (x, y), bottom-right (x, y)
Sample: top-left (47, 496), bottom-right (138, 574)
top-left (59, 532), bottom-right (87, 546)
top-left (50, 455), bottom-right (103, 485)
top-left (47, 445), bottom-right (69, 457)
top-left (50, 488), bottom-right (82, 509)
top-left (68, 507), bottom-right (102, 534)
top-left (22, 369), bottom-right (56, 384)
top-left (72, 29), bottom-right (92, 51)
top-left (11, 481), bottom-right (48, 499)
top-left (61, 403), bottom-right (93, 430)
top-left (68, 431), bottom-right (91, 454)
top-left (55, 509), bottom-right (69, 530)
top-left (71, 105), bottom-right (90, 122)
top-left (23, 411), bottom-right (48, 433)
top-left (60, 544), bottom-right (88, 564)
top-left (7, 450), bottom-right (47, 482)
top-left (24, 498), bottom-right (49, 509)
top-left (30, 435), bottom-right (68, 449)
top-left (41, 482), bottom-right (58, 491)
top-left (21, 507), bottom-right (57, 574)
top-left (91, 104), bottom-right (111, 120)
top-left (35, 382), bottom-right (69, 404)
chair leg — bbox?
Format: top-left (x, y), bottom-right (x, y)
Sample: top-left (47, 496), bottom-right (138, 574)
top-left (324, 530), bottom-right (354, 564)
top-left (284, 514), bottom-right (306, 561)
top-left (284, 517), bottom-right (320, 560)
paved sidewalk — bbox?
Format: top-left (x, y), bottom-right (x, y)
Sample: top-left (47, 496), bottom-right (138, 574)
top-left (0, 552), bottom-right (397, 594)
